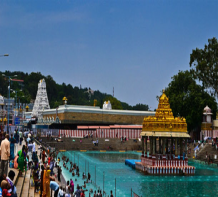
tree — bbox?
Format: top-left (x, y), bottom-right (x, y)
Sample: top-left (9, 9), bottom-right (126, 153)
top-left (0, 70), bottom-right (150, 110)
top-left (190, 37), bottom-right (218, 97)
top-left (132, 103), bottom-right (149, 111)
top-left (164, 70), bottom-right (217, 132)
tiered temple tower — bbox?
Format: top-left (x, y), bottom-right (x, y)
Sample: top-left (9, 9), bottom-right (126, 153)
top-left (32, 79), bottom-right (50, 118)
top-left (136, 90), bottom-right (195, 175)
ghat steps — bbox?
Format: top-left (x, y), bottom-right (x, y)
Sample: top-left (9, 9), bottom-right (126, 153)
top-left (40, 137), bottom-right (142, 151)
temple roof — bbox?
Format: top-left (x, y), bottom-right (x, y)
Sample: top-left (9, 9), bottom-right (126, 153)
top-left (141, 90), bottom-right (189, 137)
top-left (0, 94), bottom-right (4, 105)
top-left (203, 105), bottom-right (212, 115)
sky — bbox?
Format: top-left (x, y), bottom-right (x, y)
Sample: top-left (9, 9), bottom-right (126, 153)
top-left (0, 0), bottom-right (218, 109)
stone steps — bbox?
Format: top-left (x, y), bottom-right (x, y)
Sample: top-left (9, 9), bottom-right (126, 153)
top-left (41, 137), bottom-right (142, 151)
top-left (14, 142), bottom-right (40, 197)
top-left (29, 186), bottom-right (35, 197)
top-left (9, 141), bottom-right (41, 197)
top-left (16, 174), bottom-right (25, 197)
top-left (195, 143), bottom-right (218, 164)
top-left (22, 170), bottom-right (31, 197)
top-left (35, 193), bottom-right (40, 197)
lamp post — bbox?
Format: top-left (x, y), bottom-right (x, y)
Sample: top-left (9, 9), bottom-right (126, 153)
top-left (11, 90), bottom-right (23, 126)
top-left (2, 74), bottom-right (17, 133)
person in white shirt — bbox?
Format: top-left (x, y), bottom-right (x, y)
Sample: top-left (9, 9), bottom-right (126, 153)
top-left (33, 142), bottom-right (36, 152)
top-left (58, 186), bottom-right (64, 197)
top-left (26, 136), bottom-right (31, 145)
top-left (65, 181), bottom-right (71, 197)
top-left (6, 170), bottom-right (17, 196)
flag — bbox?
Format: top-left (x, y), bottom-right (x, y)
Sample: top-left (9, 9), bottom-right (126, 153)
top-left (133, 192), bottom-right (140, 197)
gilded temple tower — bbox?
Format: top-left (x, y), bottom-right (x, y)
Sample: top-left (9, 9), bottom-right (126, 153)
top-left (136, 90), bottom-right (195, 175)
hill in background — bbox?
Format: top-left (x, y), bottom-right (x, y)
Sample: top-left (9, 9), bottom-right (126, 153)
top-left (0, 70), bottom-right (149, 111)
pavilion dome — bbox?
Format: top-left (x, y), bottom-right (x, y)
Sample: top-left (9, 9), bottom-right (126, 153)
top-left (203, 105), bottom-right (212, 114)
top-left (159, 90), bottom-right (168, 102)
top-left (0, 95), bottom-right (4, 105)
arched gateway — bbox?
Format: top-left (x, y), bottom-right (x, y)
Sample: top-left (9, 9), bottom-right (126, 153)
top-left (136, 90), bottom-right (195, 175)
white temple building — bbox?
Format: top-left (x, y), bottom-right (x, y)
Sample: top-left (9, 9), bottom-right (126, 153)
top-left (103, 100), bottom-right (112, 110)
top-left (32, 79), bottom-right (50, 118)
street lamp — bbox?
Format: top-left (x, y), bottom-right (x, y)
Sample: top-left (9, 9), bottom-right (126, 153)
top-left (11, 89), bottom-right (22, 117)
top-left (2, 74), bottom-right (17, 133)
top-left (0, 54), bottom-right (9, 57)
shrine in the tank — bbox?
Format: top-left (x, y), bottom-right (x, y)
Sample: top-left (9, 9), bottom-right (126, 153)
top-left (136, 90), bottom-right (195, 175)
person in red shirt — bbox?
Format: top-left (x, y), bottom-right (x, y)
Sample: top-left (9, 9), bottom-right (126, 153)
top-left (48, 156), bottom-right (51, 165)
top-left (2, 189), bottom-right (11, 197)
top-left (80, 190), bottom-right (85, 197)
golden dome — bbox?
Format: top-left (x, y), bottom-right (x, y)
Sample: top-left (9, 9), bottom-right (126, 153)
top-left (62, 97), bottom-right (67, 101)
top-left (159, 90), bottom-right (169, 102)
top-left (142, 91), bottom-right (187, 133)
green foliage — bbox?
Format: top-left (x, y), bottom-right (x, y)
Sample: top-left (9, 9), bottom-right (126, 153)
top-left (164, 70), bottom-right (217, 132)
top-left (132, 103), bottom-right (149, 111)
top-left (190, 37), bottom-right (218, 97)
top-left (0, 70), bottom-right (149, 111)
top-left (120, 102), bottom-right (149, 111)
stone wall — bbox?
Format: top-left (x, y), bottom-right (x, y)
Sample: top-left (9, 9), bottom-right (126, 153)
top-left (43, 112), bottom-right (146, 125)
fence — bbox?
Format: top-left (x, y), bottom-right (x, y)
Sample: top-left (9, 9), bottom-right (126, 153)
top-left (39, 129), bottom-right (59, 137)
top-left (57, 150), bottom-right (143, 197)
top-left (59, 128), bottom-right (142, 139)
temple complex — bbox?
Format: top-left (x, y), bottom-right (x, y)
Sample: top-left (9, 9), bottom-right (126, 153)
top-left (136, 90), bottom-right (195, 175)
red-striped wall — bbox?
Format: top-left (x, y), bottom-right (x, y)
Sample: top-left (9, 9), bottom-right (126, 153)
top-left (59, 128), bottom-right (141, 139)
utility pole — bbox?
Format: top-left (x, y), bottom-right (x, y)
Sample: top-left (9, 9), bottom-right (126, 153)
top-left (115, 178), bottom-right (116, 197)
top-left (103, 171), bottom-right (105, 195)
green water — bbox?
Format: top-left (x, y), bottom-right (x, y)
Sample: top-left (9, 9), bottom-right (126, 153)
top-left (58, 151), bottom-right (218, 197)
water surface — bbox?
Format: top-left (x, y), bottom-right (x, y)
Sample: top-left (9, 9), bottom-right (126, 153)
top-left (58, 151), bottom-right (218, 197)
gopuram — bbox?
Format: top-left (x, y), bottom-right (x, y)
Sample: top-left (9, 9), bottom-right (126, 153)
top-left (32, 79), bottom-right (50, 118)
top-left (136, 90), bottom-right (195, 175)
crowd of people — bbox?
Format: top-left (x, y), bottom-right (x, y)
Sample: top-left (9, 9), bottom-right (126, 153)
top-left (0, 130), bottom-right (23, 197)
top-left (0, 129), bottom-right (114, 197)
